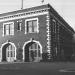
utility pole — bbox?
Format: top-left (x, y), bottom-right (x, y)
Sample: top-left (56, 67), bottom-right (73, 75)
top-left (21, 0), bottom-right (23, 9)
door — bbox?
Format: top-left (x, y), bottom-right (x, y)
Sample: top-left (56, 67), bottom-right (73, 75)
top-left (6, 44), bottom-right (15, 62)
top-left (25, 42), bottom-right (42, 62)
top-left (29, 43), bottom-right (41, 62)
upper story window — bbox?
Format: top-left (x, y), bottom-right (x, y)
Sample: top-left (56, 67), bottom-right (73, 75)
top-left (3, 22), bottom-right (14, 36)
top-left (17, 20), bottom-right (22, 31)
top-left (25, 18), bottom-right (39, 34)
top-left (52, 19), bottom-right (56, 33)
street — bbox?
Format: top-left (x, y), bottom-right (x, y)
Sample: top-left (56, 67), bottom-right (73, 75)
top-left (0, 62), bottom-right (75, 75)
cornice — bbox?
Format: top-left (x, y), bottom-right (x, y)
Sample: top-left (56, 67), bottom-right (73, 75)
top-left (0, 8), bottom-right (49, 22)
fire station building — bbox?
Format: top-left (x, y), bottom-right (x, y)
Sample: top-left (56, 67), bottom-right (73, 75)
top-left (0, 4), bottom-right (74, 62)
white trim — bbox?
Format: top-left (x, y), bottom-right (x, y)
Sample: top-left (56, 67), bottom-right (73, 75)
top-left (22, 40), bottom-right (42, 61)
top-left (25, 18), bottom-right (39, 34)
top-left (0, 11), bottom-right (48, 22)
top-left (0, 41), bottom-right (17, 62)
top-left (3, 22), bottom-right (14, 37)
top-left (46, 13), bottom-right (51, 59)
top-left (0, 8), bottom-right (49, 18)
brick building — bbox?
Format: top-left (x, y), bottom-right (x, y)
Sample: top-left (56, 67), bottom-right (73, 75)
top-left (0, 4), bottom-right (74, 62)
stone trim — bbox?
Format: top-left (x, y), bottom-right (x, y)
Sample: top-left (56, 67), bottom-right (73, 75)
top-left (46, 12), bottom-right (51, 59)
top-left (0, 8), bottom-right (49, 22)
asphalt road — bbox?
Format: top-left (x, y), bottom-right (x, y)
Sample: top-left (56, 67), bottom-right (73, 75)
top-left (0, 62), bottom-right (75, 75)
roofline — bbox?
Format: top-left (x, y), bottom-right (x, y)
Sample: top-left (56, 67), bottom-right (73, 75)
top-left (48, 4), bottom-right (74, 33)
top-left (0, 3), bottom-right (74, 33)
top-left (0, 4), bottom-right (49, 17)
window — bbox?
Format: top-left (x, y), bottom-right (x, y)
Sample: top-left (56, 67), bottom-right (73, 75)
top-left (5, 24), bottom-right (9, 35)
top-left (10, 23), bottom-right (14, 35)
top-left (17, 20), bottom-right (22, 31)
top-left (3, 22), bottom-right (14, 36)
top-left (6, 44), bottom-right (15, 57)
top-left (52, 19), bottom-right (56, 33)
top-left (29, 43), bottom-right (41, 57)
top-left (25, 18), bottom-right (39, 34)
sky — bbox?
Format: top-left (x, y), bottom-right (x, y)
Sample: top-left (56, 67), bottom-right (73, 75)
top-left (0, 0), bottom-right (75, 30)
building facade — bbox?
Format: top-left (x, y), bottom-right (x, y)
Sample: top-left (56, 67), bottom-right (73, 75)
top-left (0, 4), bottom-right (74, 62)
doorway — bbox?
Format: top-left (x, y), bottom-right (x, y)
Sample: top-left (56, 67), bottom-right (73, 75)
top-left (24, 42), bottom-right (42, 62)
top-left (2, 43), bottom-right (16, 62)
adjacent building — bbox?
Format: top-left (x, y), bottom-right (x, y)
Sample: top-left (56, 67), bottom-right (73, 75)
top-left (0, 4), bottom-right (74, 62)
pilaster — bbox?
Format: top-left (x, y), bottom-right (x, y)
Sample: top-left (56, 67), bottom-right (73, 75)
top-left (46, 11), bottom-right (52, 60)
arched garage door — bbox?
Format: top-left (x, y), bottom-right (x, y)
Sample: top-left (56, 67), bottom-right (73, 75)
top-left (2, 43), bottom-right (16, 62)
top-left (24, 42), bottom-right (42, 62)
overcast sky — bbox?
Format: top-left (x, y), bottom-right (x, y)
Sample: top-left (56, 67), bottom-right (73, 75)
top-left (0, 0), bottom-right (75, 30)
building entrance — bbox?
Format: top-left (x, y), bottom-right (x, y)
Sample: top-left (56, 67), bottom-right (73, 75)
top-left (25, 42), bottom-right (42, 62)
top-left (2, 43), bottom-right (16, 62)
